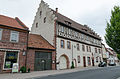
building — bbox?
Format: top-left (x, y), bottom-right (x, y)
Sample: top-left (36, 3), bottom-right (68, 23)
top-left (31, 0), bottom-right (102, 70)
top-left (0, 15), bottom-right (29, 73)
top-left (106, 48), bottom-right (119, 66)
top-left (101, 43), bottom-right (108, 63)
top-left (27, 34), bottom-right (55, 71)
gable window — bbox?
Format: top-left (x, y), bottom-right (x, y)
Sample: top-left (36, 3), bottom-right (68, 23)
top-left (82, 45), bottom-right (85, 51)
top-left (77, 43), bottom-right (80, 51)
top-left (40, 11), bottom-right (42, 17)
top-left (60, 40), bottom-right (65, 48)
top-left (10, 31), bottom-right (19, 42)
top-left (78, 56), bottom-right (80, 63)
top-left (0, 28), bottom-right (2, 40)
top-left (44, 17), bottom-right (46, 23)
top-left (36, 23), bottom-right (38, 28)
top-left (67, 41), bottom-right (71, 49)
top-left (4, 51), bottom-right (18, 69)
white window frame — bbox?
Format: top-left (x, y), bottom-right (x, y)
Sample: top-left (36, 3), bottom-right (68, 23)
top-left (10, 31), bottom-right (19, 42)
top-left (0, 28), bottom-right (3, 40)
top-left (3, 51), bottom-right (19, 70)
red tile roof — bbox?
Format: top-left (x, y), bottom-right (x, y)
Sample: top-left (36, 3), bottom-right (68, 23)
top-left (0, 15), bottom-right (28, 30)
top-left (28, 34), bottom-right (55, 50)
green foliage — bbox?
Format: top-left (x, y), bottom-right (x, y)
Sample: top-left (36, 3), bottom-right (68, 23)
top-left (117, 54), bottom-right (120, 60)
top-left (28, 68), bottom-right (30, 73)
top-left (71, 61), bottom-right (75, 69)
top-left (20, 66), bottom-right (26, 73)
top-left (105, 6), bottom-right (120, 54)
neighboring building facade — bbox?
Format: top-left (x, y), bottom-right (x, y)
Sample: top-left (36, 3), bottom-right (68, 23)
top-left (102, 43), bottom-right (108, 63)
top-left (27, 34), bottom-right (56, 71)
top-left (106, 48), bottom-right (119, 65)
top-left (0, 15), bottom-right (29, 73)
top-left (31, 0), bottom-right (103, 70)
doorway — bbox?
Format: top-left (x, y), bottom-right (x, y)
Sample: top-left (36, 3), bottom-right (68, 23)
top-left (83, 56), bottom-right (86, 67)
top-left (34, 52), bottom-right (52, 71)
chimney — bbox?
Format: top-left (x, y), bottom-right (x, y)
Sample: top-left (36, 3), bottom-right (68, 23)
top-left (56, 8), bottom-right (58, 13)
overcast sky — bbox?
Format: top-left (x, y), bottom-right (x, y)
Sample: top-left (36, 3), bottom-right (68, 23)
top-left (0, 0), bottom-right (120, 47)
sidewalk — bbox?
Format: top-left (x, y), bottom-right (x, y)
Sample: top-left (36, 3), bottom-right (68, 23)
top-left (0, 66), bottom-right (100, 79)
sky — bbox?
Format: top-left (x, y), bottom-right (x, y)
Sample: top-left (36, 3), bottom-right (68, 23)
top-left (0, 0), bottom-right (120, 47)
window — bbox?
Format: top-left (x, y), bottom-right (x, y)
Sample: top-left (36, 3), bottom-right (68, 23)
top-left (87, 57), bottom-right (91, 65)
top-left (99, 49), bottom-right (101, 53)
top-left (78, 56), bottom-right (80, 63)
top-left (40, 11), bottom-right (42, 17)
top-left (44, 17), bottom-right (46, 23)
top-left (10, 31), bottom-right (19, 42)
top-left (36, 23), bottom-right (38, 28)
top-left (67, 41), bottom-right (71, 49)
top-left (82, 45), bottom-right (85, 51)
top-left (89, 46), bottom-right (91, 52)
top-left (4, 51), bottom-right (18, 69)
top-left (96, 57), bottom-right (98, 62)
top-left (0, 28), bottom-right (2, 40)
top-left (60, 40), bottom-right (64, 48)
top-left (61, 26), bottom-right (64, 33)
top-left (77, 43), bottom-right (80, 51)
top-left (95, 48), bottom-right (97, 53)
top-left (86, 46), bottom-right (89, 52)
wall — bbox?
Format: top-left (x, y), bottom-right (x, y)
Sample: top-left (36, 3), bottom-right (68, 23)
top-left (27, 49), bottom-right (56, 71)
top-left (31, 1), bottom-right (56, 46)
top-left (56, 37), bottom-right (102, 69)
top-left (0, 27), bottom-right (28, 72)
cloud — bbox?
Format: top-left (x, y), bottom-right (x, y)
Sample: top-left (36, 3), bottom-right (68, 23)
top-left (0, 0), bottom-right (120, 47)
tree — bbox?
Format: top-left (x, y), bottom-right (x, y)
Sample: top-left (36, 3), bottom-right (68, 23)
top-left (105, 6), bottom-right (120, 54)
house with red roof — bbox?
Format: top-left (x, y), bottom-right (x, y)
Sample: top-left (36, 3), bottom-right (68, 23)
top-left (0, 15), bottom-right (29, 73)
top-left (27, 34), bottom-right (55, 71)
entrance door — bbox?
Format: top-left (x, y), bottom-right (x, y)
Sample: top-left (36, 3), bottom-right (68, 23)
top-left (83, 56), bottom-right (86, 67)
top-left (92, 57), bottom-right (95, 66)
top-left (34, 52), bottom-right (52, 71)
top-left (59, 56), bottom-right (67, 69)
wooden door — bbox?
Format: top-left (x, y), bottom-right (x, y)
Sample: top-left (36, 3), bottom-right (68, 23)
top-left (83, 56), bottom-right (86, 67)
top-left (92, 57), bottom-right (95, 66)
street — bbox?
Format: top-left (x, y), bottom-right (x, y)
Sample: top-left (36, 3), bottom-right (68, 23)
top-left (30, 66), bottom-right (120, 79)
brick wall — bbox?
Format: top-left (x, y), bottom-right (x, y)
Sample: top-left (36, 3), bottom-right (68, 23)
top-left (27, 49), bottom-right (56, 71)
top-left (0, 28), bottom-right (28, 72)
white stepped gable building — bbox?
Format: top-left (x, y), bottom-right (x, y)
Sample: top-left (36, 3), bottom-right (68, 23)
top-left (31, 0), bottom-right (103, 70)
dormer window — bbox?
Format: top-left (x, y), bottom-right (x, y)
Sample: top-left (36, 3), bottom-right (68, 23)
top-left (44, 17), bottom-right (46, 23)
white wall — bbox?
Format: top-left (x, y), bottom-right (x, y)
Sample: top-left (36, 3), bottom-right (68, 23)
top-left (31, 0), bottom-right (56, 46)
top-left (56, 37), bottom-right (102, 69)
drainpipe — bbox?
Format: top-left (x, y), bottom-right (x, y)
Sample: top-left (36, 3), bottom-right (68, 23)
top-left (25, 31), bottom-right (29, 69)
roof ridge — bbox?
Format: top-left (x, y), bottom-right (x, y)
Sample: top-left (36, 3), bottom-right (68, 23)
top-left (15, 17), bottom-right (29, 30)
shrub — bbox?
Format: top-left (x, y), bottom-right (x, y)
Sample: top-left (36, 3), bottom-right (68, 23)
top-left (20, 66), bottom-right (26, 73)
top-left (71, 61), bottom-right (75, 69)
top-left (28, 68), bottom-right (30, 73)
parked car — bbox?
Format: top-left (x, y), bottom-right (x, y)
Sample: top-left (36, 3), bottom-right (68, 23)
top-left (108, 63), bottom-right (116, 66)
top-left (98, 62), bottom-right (107, 67)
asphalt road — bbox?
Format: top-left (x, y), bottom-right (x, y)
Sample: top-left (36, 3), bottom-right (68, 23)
top-left (31, 66), bottom-right (120, 79)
